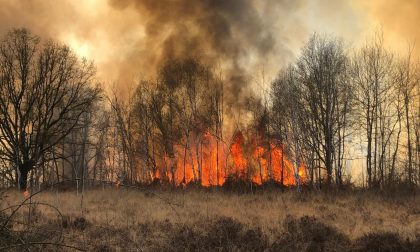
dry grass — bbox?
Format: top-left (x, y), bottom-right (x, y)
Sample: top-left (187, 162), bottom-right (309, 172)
top-left (1, 187), bottom-right (419, 251)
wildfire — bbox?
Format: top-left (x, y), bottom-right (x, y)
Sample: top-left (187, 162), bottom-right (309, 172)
top-left (230, 132), bottom-right (248, 179)
top-left (152, 131), bottom-right (306, 187)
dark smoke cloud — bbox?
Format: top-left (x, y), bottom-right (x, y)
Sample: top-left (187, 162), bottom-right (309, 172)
top-left (107, 0), bottom-right (308, 111)
top-left (102, 0), bottom-right (305, 115)
top-left (1, 0), bottom-right (416, 103)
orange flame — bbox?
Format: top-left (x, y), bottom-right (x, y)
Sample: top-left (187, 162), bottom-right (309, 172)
top-left (23, 190), bottom-right (30, 198)
top-left (150, 131), bottom-right (306, 187)
top-left (230, 132), bottom-right (248, 179)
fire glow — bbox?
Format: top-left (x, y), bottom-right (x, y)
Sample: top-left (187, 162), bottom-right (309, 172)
top-left (23, 190), bottom-right (30, 198)
top-left (154, 131), bottom-right (306, 187)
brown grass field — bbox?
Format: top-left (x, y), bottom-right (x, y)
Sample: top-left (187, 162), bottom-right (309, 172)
top-left (1, 187), bottom-right (420, 251)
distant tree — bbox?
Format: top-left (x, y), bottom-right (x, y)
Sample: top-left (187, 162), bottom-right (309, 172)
top-left (0, 29), bottom-right (100, 190)
top-left (394, 46), bottom-right (420, 187)
top-left (351, 33), bottom-right (395, 188)
top-left (110, 88), bottom-right (137, 185)
top-left (130, 81), bottom-right (157, 182)
top-left (271, 66), bottom-right (296, 187)
top-left (149, 70), bottom-right (182, 186)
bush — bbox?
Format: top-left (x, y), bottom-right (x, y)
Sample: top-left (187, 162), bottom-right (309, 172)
top-left (222, 176), bottom-right (259, 193)
top-left (166, 216), bottom-right (268, 251)
top-left (272, 215), bottom-right (350, 252)
top-left (351, 232), bottom-right (419, 252)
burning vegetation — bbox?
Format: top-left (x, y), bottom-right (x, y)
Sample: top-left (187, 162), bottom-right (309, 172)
top-left (154, 130), bottom-right (306, 187)
top-left (0, 0), bottom-right (418, 193)
top-left (107, 56), bottom-right (309, 189)
top-left (0, 27), bottom-right (418, 192)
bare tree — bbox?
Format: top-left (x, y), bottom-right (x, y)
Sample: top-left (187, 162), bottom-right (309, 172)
top-left (295, 34), bottom-right (351, 186)
top-left (130, 82), bottom-right (155, 182)
top-left (270, 67), bottom-right (292, 187)
top-left (149, 71), bottom-right (182, 186)
top-left (0, 29), bottom-right (100, 190)
top-left (351, 32), bottom-right (394, 188)
top-left (395, 46), bottom-right (420, 186)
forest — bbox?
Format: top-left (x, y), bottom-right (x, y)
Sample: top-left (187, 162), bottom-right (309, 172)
top-left (0, 28), bottom-right (418, 192)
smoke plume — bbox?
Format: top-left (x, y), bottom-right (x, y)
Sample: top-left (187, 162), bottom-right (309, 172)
top-left (105, 0), bottom-right (302, 109)
top-left (0, 0), bottom-right (418, 100)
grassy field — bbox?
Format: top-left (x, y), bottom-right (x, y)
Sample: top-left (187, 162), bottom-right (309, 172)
top-left (1, 187), bottom-right (419, 251)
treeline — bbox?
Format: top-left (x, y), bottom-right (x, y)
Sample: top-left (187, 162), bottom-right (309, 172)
top-left (271, 33), bottom-right (419, 190)
top-left (0, 29), bottom-right (418, 191)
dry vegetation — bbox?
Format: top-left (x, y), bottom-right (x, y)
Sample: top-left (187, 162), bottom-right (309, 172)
top-left (1, 187), bottom-right (419, 251)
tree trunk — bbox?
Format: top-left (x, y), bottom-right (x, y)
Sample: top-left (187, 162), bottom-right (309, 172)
top-left (195, 139), bottom-right (202, 184)
top-left (187, 139), bottom-right (197, 182)
top-left (367, 110), bottom-right (373, 188)
top-left (257, 156), bottom-right (263, 186)
top-left (405, 95), bottom-right (413, 185)
top-left (18, 161), bottom-right (33, 191)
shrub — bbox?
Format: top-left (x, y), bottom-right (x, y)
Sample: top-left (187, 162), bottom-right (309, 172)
top-left (272, 215), bottom-right (350, 251)
top-left (166, 216), bottom-right (268, 251)
top-left (351, 232), bottom-right (419, 252)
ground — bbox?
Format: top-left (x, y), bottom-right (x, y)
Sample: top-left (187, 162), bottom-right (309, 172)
top-left (1, 187), bottom-right (419, 251)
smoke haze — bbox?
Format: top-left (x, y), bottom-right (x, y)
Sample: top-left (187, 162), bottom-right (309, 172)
top-left (0, 0), bottom-right (418, 91)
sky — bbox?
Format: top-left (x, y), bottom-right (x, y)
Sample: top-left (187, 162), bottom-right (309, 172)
top-left (0, 0), bottom-right (419, 88)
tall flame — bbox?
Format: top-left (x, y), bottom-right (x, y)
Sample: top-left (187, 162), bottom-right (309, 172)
top-left (152, 131), bottom-right (306, 187)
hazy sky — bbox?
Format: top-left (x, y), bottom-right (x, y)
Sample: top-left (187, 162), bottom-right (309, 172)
top-left (0, 0), bottom-right (418, 88)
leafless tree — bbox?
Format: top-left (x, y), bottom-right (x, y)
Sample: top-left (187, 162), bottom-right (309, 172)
top-left (0, 29), bottom-right (100, 190)
top-left (394, 46), bottom-right (420, 186)
top-left (351, 32), bottom-right (395, 188)
top-left (295, 34), bottom-right (351, 186)
top-left (270, 67), bottom-right (292, 187)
